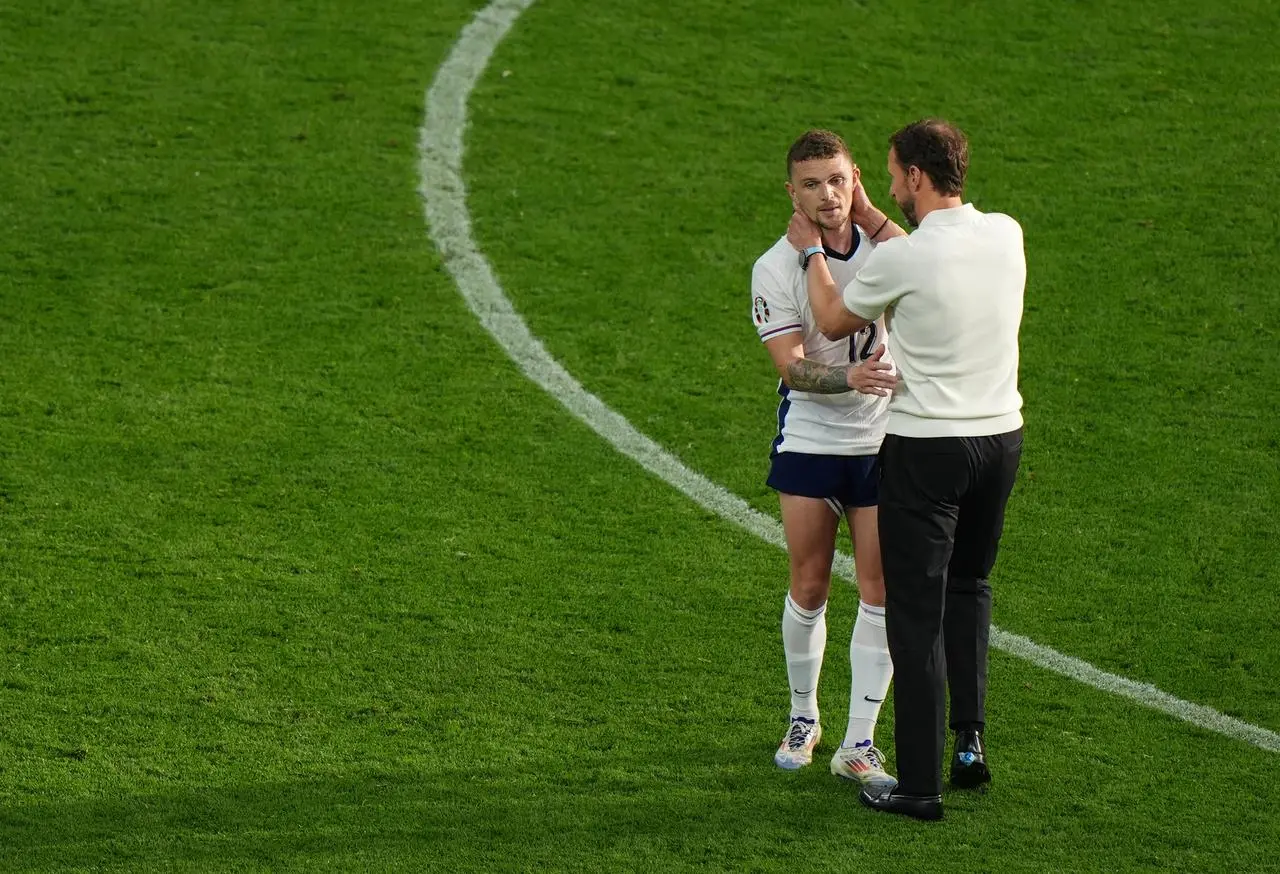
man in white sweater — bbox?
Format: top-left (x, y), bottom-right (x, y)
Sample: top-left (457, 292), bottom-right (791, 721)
top-left (788, 118), bottom-right (1025, 821)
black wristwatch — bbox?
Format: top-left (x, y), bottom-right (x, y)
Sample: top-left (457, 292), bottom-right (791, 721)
top-left (799, 245), bottom-right (825, 271)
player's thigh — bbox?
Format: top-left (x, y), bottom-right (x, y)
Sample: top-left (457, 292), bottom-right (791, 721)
top-left (847, 505), bottom-right (885, 607)
top-left (778, 492), bottom-right (840, 604)
top-left (836, 453), bottom-right (883, 605)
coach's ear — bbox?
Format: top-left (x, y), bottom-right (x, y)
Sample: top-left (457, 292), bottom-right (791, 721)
top-left (907, 164), bottom-right (925, 193)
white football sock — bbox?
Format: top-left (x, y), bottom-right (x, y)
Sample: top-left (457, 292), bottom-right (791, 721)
top-left (844, 601), bottom-right (893, 748)
top-left (782, 594), bottom-right (827, 719)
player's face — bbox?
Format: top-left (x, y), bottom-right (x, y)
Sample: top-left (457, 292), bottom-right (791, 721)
top-left (887, 147), bottom-right (919, 228)
top-left (787, 155), bottom-right (855, 231)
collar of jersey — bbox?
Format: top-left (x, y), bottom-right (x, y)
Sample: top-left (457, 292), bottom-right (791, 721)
top-left (823, 232), bottom-right (862, 262)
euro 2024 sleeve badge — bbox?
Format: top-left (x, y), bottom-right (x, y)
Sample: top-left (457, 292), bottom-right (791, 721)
top-left (752, 296), bottom-right (771, 326)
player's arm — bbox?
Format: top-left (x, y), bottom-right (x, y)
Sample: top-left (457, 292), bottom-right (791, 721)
top-left (763, 334), bottom-right (896, 396)
top-left (784, 213), bottom-right (871, 341)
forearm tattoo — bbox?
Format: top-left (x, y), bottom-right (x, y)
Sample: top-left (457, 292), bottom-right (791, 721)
top-left (785, 358), bottom-right (852, 394)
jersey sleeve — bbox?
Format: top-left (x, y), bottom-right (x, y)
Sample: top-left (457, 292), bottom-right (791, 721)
top-left (842, 239), bottom-right (906, 321)
top-left (751, 261), bottom-right (803, 343)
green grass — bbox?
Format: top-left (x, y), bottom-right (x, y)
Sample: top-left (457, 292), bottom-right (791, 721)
top-left (1, 0), bottom-right (1278, 870)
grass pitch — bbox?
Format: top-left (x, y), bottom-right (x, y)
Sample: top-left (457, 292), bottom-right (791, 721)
top-left (1, 0), bottom-right (1277, 870)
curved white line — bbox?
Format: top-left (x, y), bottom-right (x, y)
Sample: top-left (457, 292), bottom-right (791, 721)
top-left (417, 0), bottom-right (1280, 754)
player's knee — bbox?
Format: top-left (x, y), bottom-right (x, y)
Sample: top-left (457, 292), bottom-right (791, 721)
top-left (857, 574), bottom-right (886, 608)
top-left (789, 574), bottom-right (830, 609)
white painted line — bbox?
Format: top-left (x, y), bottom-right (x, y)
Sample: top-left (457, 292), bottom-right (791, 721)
top-left (993, 629), bottom-right (1280, 751)
top-left (416, 0), bottom-right (809, 568)
top-left (417, 0), bottom-right (1280, 754)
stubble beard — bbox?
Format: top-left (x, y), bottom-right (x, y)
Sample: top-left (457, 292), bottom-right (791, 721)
top-left (896, 194), bottom-right (919, 229)
top-left (814, 207), bottom-right (849, 232)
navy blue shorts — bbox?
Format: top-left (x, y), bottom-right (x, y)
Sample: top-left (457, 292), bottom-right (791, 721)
top-left (767, 452), bottom-right (880, 513)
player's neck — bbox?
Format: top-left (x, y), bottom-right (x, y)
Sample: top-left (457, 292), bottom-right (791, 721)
top-left (819, 222), bottom-right (855, 255)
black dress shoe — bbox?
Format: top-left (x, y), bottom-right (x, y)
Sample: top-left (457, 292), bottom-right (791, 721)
top-left (859, 784), bottom-right (943, 821)
top-left (951, 729), bottom-right (991, 788)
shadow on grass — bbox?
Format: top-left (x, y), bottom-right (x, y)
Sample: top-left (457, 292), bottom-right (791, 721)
top-left (0, 763), bottom-right (887, 871)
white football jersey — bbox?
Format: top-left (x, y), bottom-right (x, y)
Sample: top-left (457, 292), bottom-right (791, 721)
top-left (751, 231), bottom-right (892, 456)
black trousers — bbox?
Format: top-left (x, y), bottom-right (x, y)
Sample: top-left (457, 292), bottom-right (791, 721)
top-left (878, 429), bottom-right (1023, 796)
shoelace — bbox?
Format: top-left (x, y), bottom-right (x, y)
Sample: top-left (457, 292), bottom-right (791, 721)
top-left (785, 720), bottom-right (815, 749)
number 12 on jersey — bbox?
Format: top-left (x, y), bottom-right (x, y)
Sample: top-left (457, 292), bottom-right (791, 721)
top-left (851, 323), bottom-right (879, 363)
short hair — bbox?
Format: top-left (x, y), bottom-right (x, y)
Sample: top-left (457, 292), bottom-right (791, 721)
top-left (889, 119), bottom-right (969, 196)
top-left (786, 129), bottom-right (851, 178)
